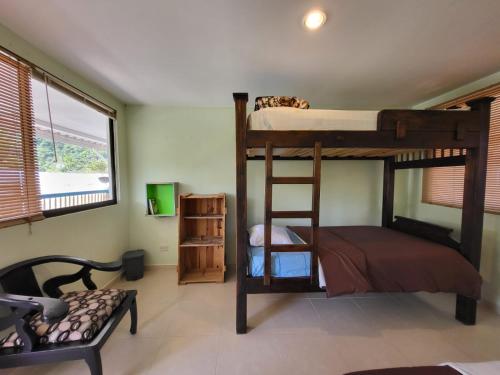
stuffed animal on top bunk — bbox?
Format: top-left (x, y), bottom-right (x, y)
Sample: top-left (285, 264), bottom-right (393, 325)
top-left (254, 96), bottom-right (310, 111)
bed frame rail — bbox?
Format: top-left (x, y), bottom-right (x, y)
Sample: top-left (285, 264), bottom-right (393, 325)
top-left (247, 108), bottom-right (481, 149)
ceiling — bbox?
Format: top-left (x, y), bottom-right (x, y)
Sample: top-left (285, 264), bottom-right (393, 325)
top-left (1, 0), bottom-right (500, 109)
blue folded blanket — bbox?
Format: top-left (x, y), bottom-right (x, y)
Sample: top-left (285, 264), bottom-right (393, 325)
top-left (247, 229), bottom-right (311, 277)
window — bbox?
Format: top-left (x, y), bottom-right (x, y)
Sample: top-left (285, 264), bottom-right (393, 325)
top-left (31, 76), bottom-right (117, 216)
top-left (422, 84), bottom-right (500, 214)
top-left (0, 47), bottom-right (117, 227)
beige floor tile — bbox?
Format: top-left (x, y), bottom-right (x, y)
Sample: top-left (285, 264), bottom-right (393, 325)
top-left (3, 267), bottom-right (500, 375)
top-left (333, 335), bottom-right (412, 373)
top-left (353, 294), bottom-right (449, 332)
top-left (246, 294), bottom-right (324, 335)
top-left (383, 329), bottom-right (472, 366)
top-left (389, 293), bottom-right (459, 330)
top-left (275, 334), bottom-right (350, 375)
top-left (114, 298), bottom-right (178, 339)
top-left (442, 324), bottom-right (500, 361)
top-left (216, 333), bottom-right (289, 375)
top-left (0, 361), bottom-right (88, 375)
top-left (162, 300), bottom-right (223, 337)
top-left (311, 298), bottom-right (377, 337)
top-left (148, 335), bottom-right (218, 375)
top-left (177, 280), bottom-right (234, 307)
top-left (100, 336), bottom-right (161, 374)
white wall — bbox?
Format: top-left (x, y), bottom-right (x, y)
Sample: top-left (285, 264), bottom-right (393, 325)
top-left (0, 24), bottom-right (129, 288)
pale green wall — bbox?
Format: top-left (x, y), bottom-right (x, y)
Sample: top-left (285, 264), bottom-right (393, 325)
top-left (126, 107), bottom-right (235, 265)
top-left (409, 70), bottom-right (500, 310)
top-left (0, 24), bottom-right (129, 287)
top-left (126, 105), bottom-right (409, 265)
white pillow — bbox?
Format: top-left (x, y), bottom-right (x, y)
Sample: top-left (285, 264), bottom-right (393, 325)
top-left (248, 224), bottom-right (293, 247)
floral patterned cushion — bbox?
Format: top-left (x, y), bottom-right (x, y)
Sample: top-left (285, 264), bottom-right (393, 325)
top-left (255, 96), bottom-right (310, 111)
top-left (0, 289), bottom-right (126, 348)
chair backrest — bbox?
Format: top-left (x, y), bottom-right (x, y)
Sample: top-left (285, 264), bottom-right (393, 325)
top-left (0, 266), bottom-right (43, 297)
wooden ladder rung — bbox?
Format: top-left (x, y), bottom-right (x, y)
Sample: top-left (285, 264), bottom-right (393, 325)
top-left (270, 177), bottom-right (315, 184)
top-left (271, 211), bottom-right (314, 219)
top-left (263, 141), bottom-right (322, 287)
top-left (270, 244), bottom-right (311, 252)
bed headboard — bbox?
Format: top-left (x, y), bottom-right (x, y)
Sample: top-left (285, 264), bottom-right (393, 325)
top-left (391, 216), bottom-right (461, 252)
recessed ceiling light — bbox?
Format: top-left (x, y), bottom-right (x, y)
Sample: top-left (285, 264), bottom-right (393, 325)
top-left (303, 9), bottom-right (327, 30)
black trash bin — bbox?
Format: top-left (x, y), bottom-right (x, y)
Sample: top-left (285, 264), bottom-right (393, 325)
top-left (122, 249), bottom-right (145, 281)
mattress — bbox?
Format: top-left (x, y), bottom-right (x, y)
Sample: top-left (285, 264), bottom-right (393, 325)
top-left (248, 107), bottom-right (379, 131)
top-left (246, 107), bottom-right (419, 158)
top-left (247, 228), bottom-right (326, 287)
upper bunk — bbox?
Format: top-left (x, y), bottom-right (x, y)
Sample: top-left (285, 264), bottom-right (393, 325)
top-left (233, 93), bottom-right (494, 164)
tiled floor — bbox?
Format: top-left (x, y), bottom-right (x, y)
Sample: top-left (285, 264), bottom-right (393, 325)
top-left (3, 266), bottom-right (500, 375)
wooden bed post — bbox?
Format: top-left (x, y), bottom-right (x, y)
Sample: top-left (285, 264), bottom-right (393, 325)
top-left (456, 97), bottom-right (494, 325)
top-left (234, 92), bottom-right (249, 334)
top-left (382, 156), bottom-right (395, 227)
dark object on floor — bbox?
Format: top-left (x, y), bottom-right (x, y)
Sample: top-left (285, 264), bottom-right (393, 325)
top-left (344, 365), bottom-right (460, 374)
top-left (0, 255), bottom-right (138, 375)
top-left (122, 249), bottom-right (145, 281)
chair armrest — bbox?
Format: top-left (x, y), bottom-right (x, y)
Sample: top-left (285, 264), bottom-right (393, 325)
top-left (41, 257), bottom-right (123, 297)
top-left (0, 255), bottom-right (122, 280)
top-left (0, 293), bottom-right (68, 352)
top-left (0, 255), bottom-right (123, 298)
top-left (0, 293), bottom-right (69, 325)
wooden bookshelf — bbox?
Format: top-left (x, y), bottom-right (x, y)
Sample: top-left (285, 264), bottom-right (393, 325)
top-left (180, 236), bottom-right (224, 247)
top-left (177, 193), bottom-right (226, 284)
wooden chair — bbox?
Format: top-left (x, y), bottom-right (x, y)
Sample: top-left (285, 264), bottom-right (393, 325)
top-left (0, 255), bottom-right (138, 375)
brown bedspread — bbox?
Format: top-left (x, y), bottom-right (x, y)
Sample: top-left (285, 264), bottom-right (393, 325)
top-left (344, 365), bottom-right (460, 375)
top-left (290, 226), bottom-right (481, 299)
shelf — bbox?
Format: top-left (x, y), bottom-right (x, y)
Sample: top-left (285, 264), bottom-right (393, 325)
top-left (146, 182), bottom-right (178, 216)
top-left (183, 214), bottom-right (224, 219)
top-left (178, 270), bottom-right (224, 284)
top-left (180, 236), bottom-right (224, 247)
top-left (178, 193), bottom-right (226, 285)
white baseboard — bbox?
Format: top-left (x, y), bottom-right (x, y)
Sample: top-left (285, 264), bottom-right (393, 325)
top-left (478, 298), bottom-right (500, 315)
top-left (102, 271), bottom-right (122, 288)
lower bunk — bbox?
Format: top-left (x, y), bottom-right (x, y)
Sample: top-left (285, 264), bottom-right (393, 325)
top-left (237, 218), bottom-right (482, 333)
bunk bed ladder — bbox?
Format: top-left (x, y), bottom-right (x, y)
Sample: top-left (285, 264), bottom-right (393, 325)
top-left (264, 142), bottom-right (322, 286)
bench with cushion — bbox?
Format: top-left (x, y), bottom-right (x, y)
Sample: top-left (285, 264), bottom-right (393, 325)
top-left (0, 255), bottom-right (138, 375)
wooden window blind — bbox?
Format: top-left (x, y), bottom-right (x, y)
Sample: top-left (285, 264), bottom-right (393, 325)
top-left (0, 52), bottom-right (43, 227)
top-left (422, 83), bottom-right (500, 214)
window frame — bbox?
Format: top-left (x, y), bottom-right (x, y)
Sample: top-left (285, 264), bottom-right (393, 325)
top-left (421, 82), bottom-right (500, 214)
top-left (42, 118), bottom-right (118, 218)
top-left (0, 45), bottom-right (119, 222)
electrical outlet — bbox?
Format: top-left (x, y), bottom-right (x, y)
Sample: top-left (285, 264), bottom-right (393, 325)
top-left (159, 245), bottom-right (168, 252)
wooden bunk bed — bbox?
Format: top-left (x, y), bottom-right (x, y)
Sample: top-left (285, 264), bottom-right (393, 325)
top-left (234, 92), bottom-right (494, 334)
